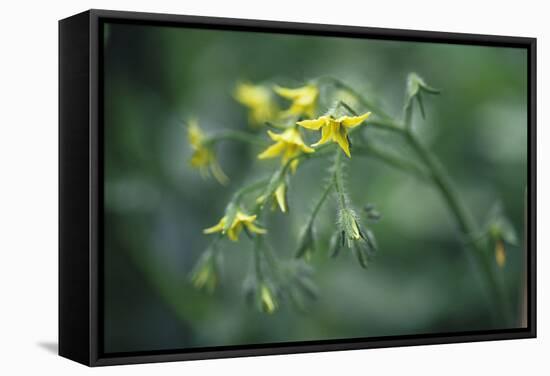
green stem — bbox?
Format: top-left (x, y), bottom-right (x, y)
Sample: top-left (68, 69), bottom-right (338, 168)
top-left (403, 130), bottom-right (510, 323)
top-left (308, 182), bottom-right (334, 226)
top-left (353, 144), bottom-right (431, 182)
top-left (318, 77), bottom-right (393, 120)
top-left (332, 150), bottom-right (348, 210)
top-left (338, 86), bottom-right (510, 323)
top-left (337, 100), bottom-right (402, 134)
top-left (233, 178), bottom-right (270, 202)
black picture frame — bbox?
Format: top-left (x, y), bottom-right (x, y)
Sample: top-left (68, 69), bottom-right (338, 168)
top-left (59, 9), bottom-right (537, 367)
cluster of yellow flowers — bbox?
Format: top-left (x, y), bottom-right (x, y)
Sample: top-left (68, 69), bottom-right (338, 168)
top-left (235, 82), bottom-right (371, 161)
top-left (190, 82), bottom-right (371, 241)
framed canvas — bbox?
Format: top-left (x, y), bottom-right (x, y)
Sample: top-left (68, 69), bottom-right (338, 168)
top-left (59, 9), bottom-right (536, 366)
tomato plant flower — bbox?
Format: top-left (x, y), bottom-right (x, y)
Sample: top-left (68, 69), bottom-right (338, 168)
top-left (203, 210), bottom-right (267, 241)
top-left (258, 127), bottom-right (314, 173)
top-left (297, 112), bottom-right (371, 157)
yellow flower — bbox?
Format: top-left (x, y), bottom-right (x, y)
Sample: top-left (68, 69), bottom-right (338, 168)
top-left (187, 120), bottom-right (229, 185)
top-left (297, 112), bottom-right (371, 158)
top-left (203, 210), bottom-right (266, 241)
top-left (234, 83), bottom-right (278, 126)
top-left (274, 84), bottom-right (319, 118)
top-left (257, 127), bottom-right (314, 173)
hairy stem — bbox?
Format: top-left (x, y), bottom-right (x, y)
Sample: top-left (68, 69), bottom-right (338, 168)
top-left (332, 150), bottom-right (348, 210)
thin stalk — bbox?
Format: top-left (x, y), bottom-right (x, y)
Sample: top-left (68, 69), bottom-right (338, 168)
top-left (318, 76), bottom-right (393, 120)
top-left (353, 144), bottom-right (431, 182)
top-left (308, 182), bottom-right (334, 226)
top-left (233, 178), bottom-right (270, 202)
top-left (337, 100), bottom-right (403, 134)
top-left (332, 150), bottom-right (348, 210)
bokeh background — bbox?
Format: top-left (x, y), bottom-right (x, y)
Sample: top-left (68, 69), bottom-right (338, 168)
top-left (102, 21), bottom-right (527, 354)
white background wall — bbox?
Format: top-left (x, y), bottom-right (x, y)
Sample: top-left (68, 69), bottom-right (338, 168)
top-left (0, 0), bottom-right (547, 374)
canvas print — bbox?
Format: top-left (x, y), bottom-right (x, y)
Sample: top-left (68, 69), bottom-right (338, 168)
top-left (102, 21), bottom-right (528, 354)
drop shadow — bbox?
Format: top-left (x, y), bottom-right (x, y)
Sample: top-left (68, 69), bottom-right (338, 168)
top-left (37, 341), bottom-right (58, 355)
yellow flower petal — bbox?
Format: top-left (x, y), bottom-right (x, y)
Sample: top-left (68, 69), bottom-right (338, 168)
top-left (297, 117), bottom-right (327, 130)
top-left (235, 211), bottom-right (257, 223)
top-left (332, 125), bottom-right (351, 158)
top-left (234, 83), bottom-right (278, 125)
top-left (187, 120), bottom-right (204, 148)
top-left (311, 122), bottom-right (333, 147)
top-left (275, 85), bottom-right (319, 118)
top-left (226, 224), bottom-right (242, 241)
top-left (259, 128), bottom-right (314, 172)
top-left (190, 148), bottom-right (210, 167)
top-left (273, 85), bottom-right (305, 99)
top-left (258, 141), bottom-right (285, 159)
top-left (203, 217), bottom-right (226, 234)
top-left (337, 112), bottom-right (371, 128)
top-left (246, 222), bottom-right (267, 235)
top-left (274, 183), bottom-right (287, 213)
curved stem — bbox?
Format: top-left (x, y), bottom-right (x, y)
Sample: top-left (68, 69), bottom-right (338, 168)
top-left (353, 144), bottom-right (431, 182)
top-left (308, 182), bottom-right (334, 226)
top-left (318, 76), bottom-right (393, 120)
top-left (338, 89), bottom-right (510, 322)
top-left (403, 130), bottom-right (510, 323)
top-left (336, 100), bottom-right (403, 134)
top-left (233, 178), bottom-right (270, 202)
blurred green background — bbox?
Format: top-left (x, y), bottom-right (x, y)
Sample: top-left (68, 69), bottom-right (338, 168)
top-left (103, 22), bottom-right (527, 353)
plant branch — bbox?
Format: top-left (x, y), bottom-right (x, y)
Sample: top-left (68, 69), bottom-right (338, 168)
top-left (353, 144), bottom-right (431, 182)
top-left (318, 76), bottom-right (393, 120)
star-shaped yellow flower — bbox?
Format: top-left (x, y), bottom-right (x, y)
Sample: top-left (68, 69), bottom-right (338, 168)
top-left (234, 83), bottom-right (278, 126)
top-left (274, 84), bottom-right (319, 118)
top-left (258, 127), bottom-right (314, 173)
top-left (203, 210), bottom-right (266, 241)
top-left (187, 120), bottom-right (228, 185)
top-left (297, 112), bottom-right (371, 158)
